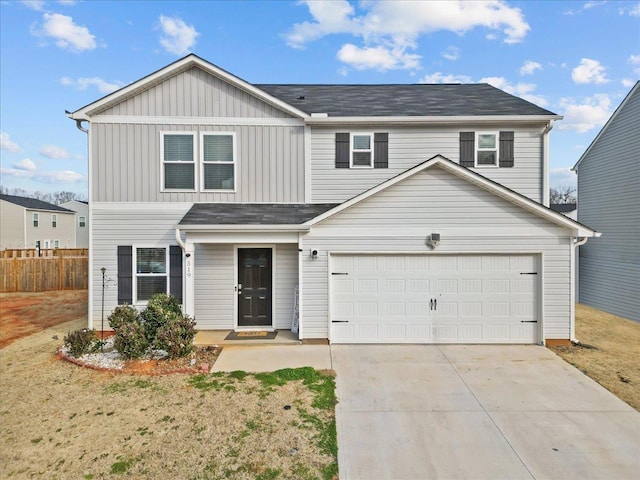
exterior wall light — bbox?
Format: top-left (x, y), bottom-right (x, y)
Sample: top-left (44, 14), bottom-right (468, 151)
top-left (426, 233), bottom-right (441, 249)
top-left (311, 249), bottom-right (318, 259)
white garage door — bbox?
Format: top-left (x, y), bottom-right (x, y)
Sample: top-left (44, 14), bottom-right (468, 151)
top-left (330, 254), bottom-right (540, 344)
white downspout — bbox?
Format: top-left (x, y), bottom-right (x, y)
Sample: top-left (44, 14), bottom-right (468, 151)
top-left (570, 236), bottom-right (589, 343)
top-left (542, 120), bottom-right (555, 207)
top-left (175, 228), bottom-right (195, 318)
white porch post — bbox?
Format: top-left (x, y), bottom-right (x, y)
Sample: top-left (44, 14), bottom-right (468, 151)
top-left (184, 242), bottom-right (195, 318)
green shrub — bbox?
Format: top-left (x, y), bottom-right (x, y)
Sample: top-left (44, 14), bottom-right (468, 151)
top-left (107, 304), bottom-right (139, 331)
top-left (140, 294), bottom-right (183, 343)
top-left (154, 312), bottom-right (197, 359)
top-left (64, 328), bottom-right (97, 357)
top-left (113, 321), bottom-right (149, 360)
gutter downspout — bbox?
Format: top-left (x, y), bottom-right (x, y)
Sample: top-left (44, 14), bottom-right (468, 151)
top-left (542, 120), bottom-right (555, 207)
top-left (175, 228), bottom-right (195, 318)
top-left (570, 236), bottom-right (589, 343)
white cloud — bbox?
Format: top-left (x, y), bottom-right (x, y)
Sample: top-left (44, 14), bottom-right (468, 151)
top-left (40, 144), bottom-right (71, 160)
top-left (442, 46), bottom-right (459, 61)
top-left (558, 94), bottom-right (613, 133)
top-left (520, 60), bottom-right (542, 75)
top-left (619, 2), bottom-right (640, 16)
top-left (158, 15), bottom-right (199, 55)
top-left (58, 0), bottom-right (77, 5)
top-left (1, 132), bottom-right (21, 152)
top-left (60, 76), bottom-right (122, 93)
top-left (286, 0), bottom-right (529, 71)
top-left (337, 43), bottom-right (420, 71)
top-left (21, 0), bottom-right (45, 11)
top-left (0, 166), bottom-right (84, 184)
top-left (550, 167), bottom-right (577, 190)
top-left (622, 78), bottom-right (635, 88)
top-left (420, 72), bottom-right (472, 83)
top-left (33, 13), bottom-right (96, 52)
top-left (572, 58), bottom-right (609, 84)
top-left (480, 76), bottom-right (548, 106)
top-left (628, 54), bottom-right (640, 75)
top-left (13, 158), bottom-right (37, 172)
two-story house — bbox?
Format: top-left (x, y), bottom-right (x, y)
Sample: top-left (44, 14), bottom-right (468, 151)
top-left (0, 194), bottom-right (76, 250)
top-left (60, 200), bottom-right (90, 248)
top-left (68, 54), bottom-right (598, 345)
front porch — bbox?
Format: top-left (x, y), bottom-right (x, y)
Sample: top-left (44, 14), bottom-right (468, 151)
top-left (194, 329), bottom-right (302, 346)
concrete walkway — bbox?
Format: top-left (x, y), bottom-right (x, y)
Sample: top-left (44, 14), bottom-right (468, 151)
top-left (332, 345), bottom-right (640, 480)
top-left (210, 344), bottom-right (332, 372)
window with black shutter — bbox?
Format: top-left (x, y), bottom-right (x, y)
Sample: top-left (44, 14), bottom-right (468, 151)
top-left (335, 132), bottom-right (388, 169)
top-left (459, 131), bottom-right (514, 168)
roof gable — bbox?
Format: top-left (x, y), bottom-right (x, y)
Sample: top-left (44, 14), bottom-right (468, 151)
top-left (306, 156), bottom-right (598, 237)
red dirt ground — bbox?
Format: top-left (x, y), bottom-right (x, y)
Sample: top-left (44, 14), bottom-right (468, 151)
top-left (0, 290), bottom-right (87, 348)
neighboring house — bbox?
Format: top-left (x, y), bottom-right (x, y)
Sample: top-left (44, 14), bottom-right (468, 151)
top-left (60, 200), bottom-right (89, 248)
top-left (550, 203), bottom-right (577, 221)
top-left (0, 194), bottom-right (76, 250)
top-left (572, 81), bottom-right (639, 322)
top-left (68, 54), bottom-right (598, 345)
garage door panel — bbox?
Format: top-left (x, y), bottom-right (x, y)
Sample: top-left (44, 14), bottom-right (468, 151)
top-left (331, 254), bottom-right (539, 344)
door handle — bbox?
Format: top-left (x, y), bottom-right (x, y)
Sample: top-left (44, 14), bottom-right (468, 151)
top-left (434, 298), bottom-right (437, 310)
top-left (235, 284), bottom-right (243, 295)
top-left (430, 299), bottom-right (433, 311)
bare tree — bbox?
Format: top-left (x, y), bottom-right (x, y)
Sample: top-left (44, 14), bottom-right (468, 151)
top-left (0, 186), bottom-right (87, 204)
top-left (550, 186), bottom-right (576, 204)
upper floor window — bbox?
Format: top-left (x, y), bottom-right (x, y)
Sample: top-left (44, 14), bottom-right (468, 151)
top-left (79, 216), bottom-right (86, 228)
top-left (460, 131), bottom-right (514, 168)
top-left (351, 133), bottom-right (373, 168)
top-left (201, 133), bottom-right (236, 191)
top-left (162, 133), bottom-right (195, 191)
top-left (33, 213), bottom-right (39, 227)
top-left (52, 214), bottom-right (57, 228)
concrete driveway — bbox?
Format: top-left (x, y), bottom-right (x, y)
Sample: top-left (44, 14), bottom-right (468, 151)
top-left (331, 345), bottom-right (640, 480)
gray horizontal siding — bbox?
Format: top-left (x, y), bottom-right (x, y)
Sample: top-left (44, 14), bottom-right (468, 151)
top-left (97, 67), bottom-right (292, 118)
top-left (91, 123), bottom-right (305, 203)
top-left (577, 86), bottom-right (640, 321)
top-left (90, 206), bottom-right (191, 327)
top-left (310, 126), bottom-right (543, 204)
top-left (300, 166), bottom-right (571, 340)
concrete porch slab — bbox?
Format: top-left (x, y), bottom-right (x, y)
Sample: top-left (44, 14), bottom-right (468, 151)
top-left (195, 329), bottom-right (301, 346)
top-left (210, 345), bottom-right (332, 373)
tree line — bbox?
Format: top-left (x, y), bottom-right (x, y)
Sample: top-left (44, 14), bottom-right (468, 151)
top-left (0, 186), bottom-right (87, 205)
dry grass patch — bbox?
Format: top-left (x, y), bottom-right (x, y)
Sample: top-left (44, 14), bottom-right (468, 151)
top-left (0, 319), bottom-right (337, 479)
top-left (550, 303), bottom-right (640, 411)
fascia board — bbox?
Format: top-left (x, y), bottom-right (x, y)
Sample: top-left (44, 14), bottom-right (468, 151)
top-left (304, 114), bottom-right (563, 126)
top-left (177, 224), bottom-right (310, 232)
top-left (69, 55), bottom-right (309, 120)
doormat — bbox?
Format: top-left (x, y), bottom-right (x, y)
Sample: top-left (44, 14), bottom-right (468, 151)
top-left (224, 331), bottom-right (278, 340)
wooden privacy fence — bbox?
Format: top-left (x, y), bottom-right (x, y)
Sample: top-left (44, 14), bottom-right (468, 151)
top-left (0, 255), bottom-right (88, 292)
top-left (1, 248), bottom-right (88, 259)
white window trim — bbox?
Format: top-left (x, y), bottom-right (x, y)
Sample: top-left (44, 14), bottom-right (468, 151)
top-left (33, 213), bottom-right (39, 227)
top-left (54, 240), bottom-right (60, 248)
top-left (475, 131), bottom-right (499, 168)
top-left (78, 216), bottom-right (86, 227)
top-left (350, 132), bottom-right (374, 169)
top-left (160, 131), bottom-right (197, 192)
top-left (133, 245), bottom-right (170, 305)
top-left (200, 131), bottom-right (238, 192)
top-left (52, 214), bottom-right (57, 228)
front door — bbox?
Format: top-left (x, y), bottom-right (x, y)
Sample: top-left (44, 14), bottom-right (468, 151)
top-left (237, 248), bottom-right (272, 327)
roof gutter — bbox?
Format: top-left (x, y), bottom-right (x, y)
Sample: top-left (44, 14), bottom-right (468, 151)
top-left (541, 119), bottom-right (556, 207)
top-left (304, 114), bottom-right (563, 126)
top-left (177, 224), bottom-right (311, 233)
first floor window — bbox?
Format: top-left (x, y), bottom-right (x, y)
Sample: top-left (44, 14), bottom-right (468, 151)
top-left (79, 216), bottom-right (86, 227)
top-left (351, 133), bottom-right (373, 167)
top-left (162, 133), bottom-right (195, 190)
top-left (476, 132), bottom-right (498, 166)
top-left (135, 247), bottom-right (167, 301)
top-left (54, 240), bottom-right (60, 248)
top-left (202, 133), bottom-right (235, 190)
top-left (52, 214), bottom-right (57, 228)
top-left (33, 213), bottom-right (39, 227)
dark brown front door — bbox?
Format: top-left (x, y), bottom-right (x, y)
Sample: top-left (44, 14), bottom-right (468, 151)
top-left (237, 248), bottom-right (272, 327)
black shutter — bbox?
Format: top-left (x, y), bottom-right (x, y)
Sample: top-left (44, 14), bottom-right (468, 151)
top-left (335, 133), bottom-right (350, 168)
top-left (169, 245), bottom-right (183, 303)
top-left (373, 133), bottom-right (388, 168)
top-left (499, 131), bottom-right (514, 167)
top-left (117, 246), bottom-right (133, 305)
top-left (460, 132), bottom-right (475, 167)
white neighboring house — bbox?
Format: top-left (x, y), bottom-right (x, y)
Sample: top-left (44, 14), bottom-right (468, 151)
top-left (60, 200), bottom-right (89, 248)
top-left (572, 81), bottom-right (640, 322)
top-left (67, 54), bottom-right (600, 345)
top-left (550, 203), bottom-right (577, 221)
top-left (0, 194), bottom-right (76, 250)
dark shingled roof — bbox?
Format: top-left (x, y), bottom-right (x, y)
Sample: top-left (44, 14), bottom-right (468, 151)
top-left (179, 203), bottom-right (339, 225)
top-left (256, 83), bottom-right (557, 117)
top-left (0, 194), bottom-right (74, 212)
top-left (550, 203), bottom-right (577, 213)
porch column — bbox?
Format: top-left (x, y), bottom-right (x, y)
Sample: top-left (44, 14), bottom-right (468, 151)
top-left (184, 242), bottom-right (195, 318)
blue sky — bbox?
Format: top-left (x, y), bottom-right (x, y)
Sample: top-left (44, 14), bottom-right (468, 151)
top-left (1, 0), bottom-right (638, 197)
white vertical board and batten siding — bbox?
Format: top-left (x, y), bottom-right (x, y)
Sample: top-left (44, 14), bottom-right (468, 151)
top-left (194, 244), bottom-right (298, 330)
top-left (96, 67), bottom-right (293, 118)
top-left (577, 86), bottom-right (640, 322)
top-left (310, 126), bottom-right (543, 204)
top-left (300, 166), bottom-right (571, 340)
